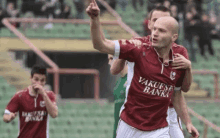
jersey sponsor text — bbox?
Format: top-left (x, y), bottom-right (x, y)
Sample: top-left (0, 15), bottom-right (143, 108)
top-left (139, 76), bottom-right (174, 97)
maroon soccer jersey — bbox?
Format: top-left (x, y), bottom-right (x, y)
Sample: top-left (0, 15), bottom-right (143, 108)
top-left (114, 39), bottom-right (188, 131)
top-left (5, 88), bottom-right (56, 138)
top-left (133, 35), bottom-right (189, 108)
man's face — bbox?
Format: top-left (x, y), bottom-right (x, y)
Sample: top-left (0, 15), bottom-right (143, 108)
top-left (170, 5), bottom-right (177, 12)
top-left (210, 17), bottom-right (216, 25)
top-left (186, 12), bottom-right (193, 20)
top-left (7, 3), bottom-right (14, 10)
top-left (31, 73), bottom-right (46, 87)
top-left (148, 10), bottom-right (171, 31)
top-left (164, 0), bottom-right (170, 8)
top-left (151, 20), bottom-right (173, 48)
top-left (202, 15), bottom-right (209, 22)
top-left (108, 54), bottom-right (113, 67)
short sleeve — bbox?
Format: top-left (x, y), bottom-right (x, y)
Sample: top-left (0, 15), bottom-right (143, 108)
top-left (6, 94), bottom-right (20, 113)
top-left (180, 47), bottom-right (189, 60)
top-left (114, 39), bottom-right (142, 62)
top-left (48, 92), bottom-right (57, 105)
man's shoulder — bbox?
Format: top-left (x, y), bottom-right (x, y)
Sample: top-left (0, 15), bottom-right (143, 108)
top-left (14, 88), bottom-right (28, 98)
top-left (46, 91), bottom-right (56, 97)
top-left (172, 43), bottom-right (187, 53)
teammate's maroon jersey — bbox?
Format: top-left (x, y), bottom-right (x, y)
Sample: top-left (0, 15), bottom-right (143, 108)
top-left (114, 39), bottom-right (188, 131)
top-left (133, 35), bottom-right (189, 108)
top-left (5, 88), bottom-right (56, 138)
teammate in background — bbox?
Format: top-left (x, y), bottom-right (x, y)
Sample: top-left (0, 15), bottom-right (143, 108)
top-left (87, 1), bottom-right (199, 138)
top-left (108, 54), bottom-right (127, 138)
top-left (3, 64), bottom-right (58, 138)
top-left (109, 6), bottom-right (192, 138)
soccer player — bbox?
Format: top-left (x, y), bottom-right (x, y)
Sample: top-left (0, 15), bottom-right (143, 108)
top-left (3, 64), bottom-right (58, 138)
top-left (110, 6), bottom-right (192, 138)
top-left (86, 0), bottom-right (199, 138)
top-left (108, 54), bottom-right (127, 138)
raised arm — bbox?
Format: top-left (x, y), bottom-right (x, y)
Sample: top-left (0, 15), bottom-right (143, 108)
top-left (86, 0), bottom-right (115, 55)
top-left (172, 90), bottom-right (199, 138)
top-left (110, 59), bottom-right (126, 75)
top-left (98, 15), bottom-right (126, 75)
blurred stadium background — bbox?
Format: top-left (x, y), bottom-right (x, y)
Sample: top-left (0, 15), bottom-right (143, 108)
top-left (0, 0), bottom-right (220, 137)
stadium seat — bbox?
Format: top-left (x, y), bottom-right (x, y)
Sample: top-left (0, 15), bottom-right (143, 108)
top-left (0, 133), bottom-right (9, 138)
top-left (0, 22), bottom-right (110, 39)
top-left (0, 29), bottom-right (11, 37)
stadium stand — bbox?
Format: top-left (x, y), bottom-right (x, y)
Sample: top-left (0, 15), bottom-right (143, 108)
top-left (0, 76), bottom-right (19, 138)
top-left (0, 24), bottom-right (110, 39)
top-left (115, 1), bottom-right (147, 36)
top-left (0, 52), bottom-right (31, 90)
top-left (185, 101), bottom-right (220, 138)
top-left (49, 102), bottom-right (114, 138)
top-left (191, 40), bottom-right (220, 97)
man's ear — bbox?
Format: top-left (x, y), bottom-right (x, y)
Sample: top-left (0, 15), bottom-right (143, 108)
top-left (148, 20), bottom-right (152, 30)
top-left (172, 34), bottom-right (178, 42)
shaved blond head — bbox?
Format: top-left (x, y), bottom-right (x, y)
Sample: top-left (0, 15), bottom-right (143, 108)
top-left (155, 16), bottom-right (179, 34)
top-left (151, 16), bottom-right (179, 48)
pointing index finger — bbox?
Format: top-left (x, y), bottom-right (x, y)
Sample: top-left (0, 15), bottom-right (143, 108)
top-left (91, 0), bottom-right (98, 6)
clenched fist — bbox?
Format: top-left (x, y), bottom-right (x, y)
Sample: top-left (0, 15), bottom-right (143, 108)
top-left (86, 0), bottom-right (100, 19)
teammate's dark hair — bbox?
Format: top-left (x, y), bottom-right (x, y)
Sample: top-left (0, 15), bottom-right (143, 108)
top-left (31, 64), bottom-right (47, 78)
top-left (149, 6), bottom-right (171, 20)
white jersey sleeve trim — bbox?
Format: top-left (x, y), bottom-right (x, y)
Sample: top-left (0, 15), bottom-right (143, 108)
top-left (4, 109), bottom-right (11, 114)
top-left (174, 87), bottom-right (181, 91)
top-left (18, 114), bottom-right (20, 135)
top-left (114, 40), bottom-right (120, 58)
top-left (47, 115), bottom-right (49, 138)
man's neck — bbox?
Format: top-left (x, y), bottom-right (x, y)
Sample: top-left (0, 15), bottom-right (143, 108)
top-left (28, 86), bottom-right (38, 97)
top-left (154, 45), bottom-right (172, 62)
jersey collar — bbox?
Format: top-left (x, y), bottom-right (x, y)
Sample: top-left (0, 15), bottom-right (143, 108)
top-left (153, 47), bottom-right (174, 66)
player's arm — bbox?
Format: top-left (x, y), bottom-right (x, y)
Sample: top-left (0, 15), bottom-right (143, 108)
top-left (3, 93), bottom-right (19, 123)
top-left (181, 65), bottom-right (192, 92)
top-left (87, 0), bottom-right (115, 55)
top-left (41, 93), bottom-right (58, 118)
top-left (172, 90), bottom-right (199, 138)
top-left (172, 90), bottom-right (191, 126)
top-left (110, 58), bottom-right (126, 75)
top-left (33, 84), bottom-right (58, 118)
top-left (3, 112), bottom-right (17, 123)
top-left (98, 17), bottom-right (126, 75)
top-left (110, 39), bottom-right (142, 75)
top-left (172, 53), bottom-right (192, 92)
